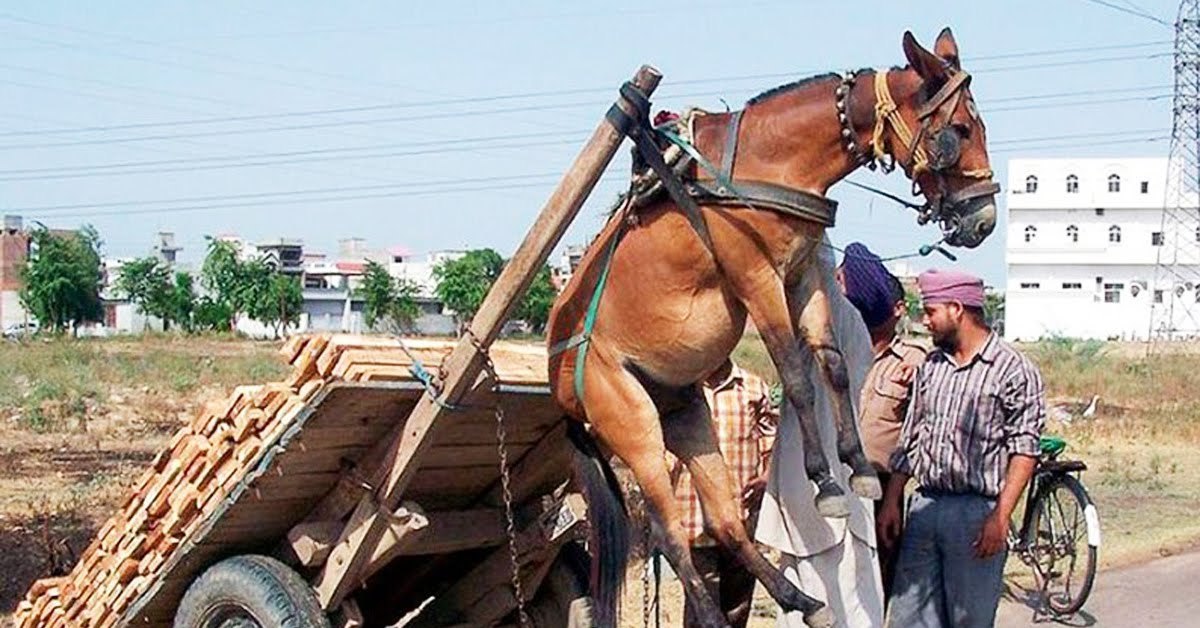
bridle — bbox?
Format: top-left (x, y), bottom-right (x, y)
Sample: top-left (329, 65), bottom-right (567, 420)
top-left (837, 68), bottom-right (1000, 237)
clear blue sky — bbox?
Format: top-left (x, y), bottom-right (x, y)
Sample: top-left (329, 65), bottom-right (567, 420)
top-left (0, 0), bottom-right (1180, 288)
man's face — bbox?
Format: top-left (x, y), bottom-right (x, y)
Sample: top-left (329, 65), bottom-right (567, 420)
top-left (922, 302), bottom-right (962, 352)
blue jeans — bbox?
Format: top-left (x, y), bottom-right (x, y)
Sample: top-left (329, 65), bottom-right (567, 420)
top-left (884, 491), bottom-right (1006, 628)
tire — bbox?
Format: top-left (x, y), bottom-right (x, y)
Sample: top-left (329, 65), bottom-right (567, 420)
top-left (174, 555), bottom-right (331, 628)
top-left (1030, 475), bottom-right (1099, 616)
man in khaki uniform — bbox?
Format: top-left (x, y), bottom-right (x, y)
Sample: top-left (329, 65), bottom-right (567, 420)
top-left (836, 242), bottom-right (926, 600)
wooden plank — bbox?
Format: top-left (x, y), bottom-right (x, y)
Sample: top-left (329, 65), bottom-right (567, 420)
top-left (309, 65), bottom-right (663, 608)
top-left (247, 471), bottom-right (342, 502)
top-left (406, 494), bottom-right (586, 627)
top-left (271, 446), bottom-right (370, 475)
top-left (481, 421), bottom-right (571, 508)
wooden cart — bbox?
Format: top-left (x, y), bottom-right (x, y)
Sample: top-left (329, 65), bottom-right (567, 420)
top-left (17, 65), bottom-right (663, 628)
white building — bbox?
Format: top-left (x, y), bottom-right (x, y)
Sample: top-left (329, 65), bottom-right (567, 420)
top-left (1005, 157), bottom-right (1200, 342)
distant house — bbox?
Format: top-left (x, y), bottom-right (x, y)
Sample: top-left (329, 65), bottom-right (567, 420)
top-left (0, 215), bottom-right (31, 331)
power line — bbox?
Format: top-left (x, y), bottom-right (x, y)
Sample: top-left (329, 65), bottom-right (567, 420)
top-left (0, 136), bottom-right (589, 182)
top-left (0, 74), bottom-right (1174, 152)
top-left (0, 42), bottom-right (1171, 141)
top-left (987, 93), bottom-right (1171, 113)
top-left (9, 132), bottom-right (1174, 220)
top-left (1082, 0), bottom-right (1172, 26)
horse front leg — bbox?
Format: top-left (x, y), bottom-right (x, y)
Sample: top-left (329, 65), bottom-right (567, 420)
top-left (739, 279), bottom-right (848, 518)
top-left (794, 265), bottom-right (880, 499)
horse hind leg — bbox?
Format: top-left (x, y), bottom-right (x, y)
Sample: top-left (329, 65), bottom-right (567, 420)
top-left (796, 273), bottom-right (881, 500)
top-left (661, 389), bottom-right (833, 628)
top-left (580, 359), bottom-right (728, 628)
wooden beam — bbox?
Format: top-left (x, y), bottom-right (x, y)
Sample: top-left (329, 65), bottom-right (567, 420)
top-left (406, 493), bottom-right (586, 628)
top-left (309, 64), bottom-right (662, 610)
top-left (284, 520), bottom-right (344, 567)
top-left (282, 507), bottom-right (507, 570)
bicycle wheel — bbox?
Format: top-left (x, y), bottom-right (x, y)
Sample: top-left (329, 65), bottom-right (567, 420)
top-left (1030, 474), bottom-right (1099, 616)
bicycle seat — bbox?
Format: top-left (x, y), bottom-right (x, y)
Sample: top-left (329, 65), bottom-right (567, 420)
top-left (1041, 458), bottom-right (1087, 473)
top-left (1039, 435), bottom-right (1067, 457)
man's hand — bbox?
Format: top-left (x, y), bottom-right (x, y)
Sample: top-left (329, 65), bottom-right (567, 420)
top-left (742, 475), bottom-right (767, 507)
top-left (973, 509), bottom-right (1009, 558)
top-left (877, 500), bottom-right (903, 548)
top-left (892, 363), bottom-right (918, 387)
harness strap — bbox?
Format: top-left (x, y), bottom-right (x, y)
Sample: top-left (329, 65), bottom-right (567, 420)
top-left (686, 179), bottom-right (838, 227)
top-left (721, 110), bottom-right (742, 182)
top-left (872, 71), bottom-right (930, 174)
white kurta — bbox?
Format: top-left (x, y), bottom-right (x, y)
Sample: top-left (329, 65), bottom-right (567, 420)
top-left (754, 238), bottom-right (885, 628)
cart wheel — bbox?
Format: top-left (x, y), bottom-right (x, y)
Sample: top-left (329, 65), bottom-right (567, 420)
top-left (523, 542), bottom-right (595, 628)
top-left (174, 554), bottom-right (330, 628)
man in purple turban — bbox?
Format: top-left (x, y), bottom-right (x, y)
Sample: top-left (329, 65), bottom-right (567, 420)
top-left (879, 268), bottom-right (1046, 627)
top-left (836, 243), bottom-right (926, 601)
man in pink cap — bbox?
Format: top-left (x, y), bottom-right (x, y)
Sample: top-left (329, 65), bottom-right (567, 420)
top-left (878, 269), bottom-right (1045, 627)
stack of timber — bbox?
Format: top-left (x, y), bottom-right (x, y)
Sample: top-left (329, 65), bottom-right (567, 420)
top-left (16, 334), bottom-right (549, 628)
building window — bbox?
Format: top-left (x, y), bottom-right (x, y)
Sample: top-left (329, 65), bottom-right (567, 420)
top-left (1067, 174), bottom-right (1079, 193)
top-left (1020, 282), bottom-right (1041, 289)
top-left (1153, 232), bottom-right (1165, 246)
top-left (1104, 283), bottom-right (1124, 303)
top-left (1195, 224), bottom-right (1200, 243)
top-left (1141, 181), bottom-right (1150, 194)
top-left (1109, 225), bottom-right (1122, 243)
top-left (1095, 208), bottom-right (1106, 216)
top-left (1025, 175), bottom-right (1038, 193)
top-left (1066, 225), bottom-right (1079, 243)
top-left (1154, 290), bottom-right (1164, 303)
top-left (1024, 225), bottom-right (1038, 243)
top-left (1108, 174), bottom-right (1120, 193)
top-left (1062, 282), bottom-right (1082, 290)
top-left (1195, 287), bottom-right (1200, 304)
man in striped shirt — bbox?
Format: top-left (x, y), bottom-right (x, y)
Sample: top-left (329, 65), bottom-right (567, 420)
top-left (879, 269), bottom-right (1045, 628)
top-left (670, 358), bottom-right (777, 628)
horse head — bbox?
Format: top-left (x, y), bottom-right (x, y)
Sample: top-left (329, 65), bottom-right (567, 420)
top-left (873, 28), bottom-right (998, 249)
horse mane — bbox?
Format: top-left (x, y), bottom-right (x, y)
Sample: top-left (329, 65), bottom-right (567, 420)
top-left (745, 66), bottom-right (902, 106)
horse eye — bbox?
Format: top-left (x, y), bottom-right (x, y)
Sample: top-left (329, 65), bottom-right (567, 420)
top-left (952, 123), bottom-right (971, 139)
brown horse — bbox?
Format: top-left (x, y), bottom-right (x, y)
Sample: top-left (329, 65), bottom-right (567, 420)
top-left (548, 29), bottom-right (997, 628)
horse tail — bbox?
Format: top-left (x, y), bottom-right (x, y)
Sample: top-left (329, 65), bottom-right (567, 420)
top-left (566, 419), bottom-right (628, 628)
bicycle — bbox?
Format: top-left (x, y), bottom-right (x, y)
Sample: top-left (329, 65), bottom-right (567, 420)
top-left (1006, 435), bottom-right (1101, 617)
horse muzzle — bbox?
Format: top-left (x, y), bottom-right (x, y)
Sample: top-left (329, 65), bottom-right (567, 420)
top-left (940, 181), bottom-right (999, 249)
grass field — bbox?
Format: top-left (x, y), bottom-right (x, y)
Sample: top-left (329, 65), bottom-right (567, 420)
top-left (1, 332), bottom-right (1198, 624)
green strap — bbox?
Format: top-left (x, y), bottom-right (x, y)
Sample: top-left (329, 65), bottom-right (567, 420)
top-left (658, 127), bottom-right (736, 191)
top-left (548, 222), bottom-right (624, 405)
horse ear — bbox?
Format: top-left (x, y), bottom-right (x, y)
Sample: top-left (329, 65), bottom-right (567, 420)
top-left (903, 31), bottom-right (949, 82)
top-left (934, 27), bottom-right (961, 70)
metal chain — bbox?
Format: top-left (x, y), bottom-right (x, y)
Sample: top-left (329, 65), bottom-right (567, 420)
top-left (641, 519), bottom-right (653, 628)
top-left (467, 330), bottom-right (530, 627)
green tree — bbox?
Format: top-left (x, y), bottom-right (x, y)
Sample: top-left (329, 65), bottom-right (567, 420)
top-left (200, 238), bottom-right (248, 330)
top-left (433, 249), bottom-right (503, 330)
top-left (249, 273), bottom-right (303, 338)
top-left (20, 224), bottom-right (104, 333)
top-left (200, 238), bottom-right (279, 332)
top-left (115, 257), bottom-right (177, 330)
top-left (358, 260), bottom-right (421, 334)
top-left (516, 265), bottom-right (556, 335)
top-left (984, 290), bottom-right (1005, 336)
top-left (193, 296), bottom-right (233, 332)
top-left (168, 272), bottom-right (197, 332)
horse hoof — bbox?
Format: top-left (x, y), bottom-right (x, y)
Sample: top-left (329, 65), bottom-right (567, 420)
top-left (815, 493), bottom-right (850, 518)
top-left (803, 606), bottom-right (835, 628)
top-left (851, 473), bottom-right (882, 500)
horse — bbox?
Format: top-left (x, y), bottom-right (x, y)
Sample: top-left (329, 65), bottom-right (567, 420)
top-left (547, 28), bottom-right (998, 628)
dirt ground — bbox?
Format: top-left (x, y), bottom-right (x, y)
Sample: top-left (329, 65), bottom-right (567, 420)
top-left (2, 334), bottom-right (1200, 625)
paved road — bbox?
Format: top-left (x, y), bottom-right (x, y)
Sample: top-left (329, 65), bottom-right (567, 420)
top-left (996, 551), bottom-right (1200, 627)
